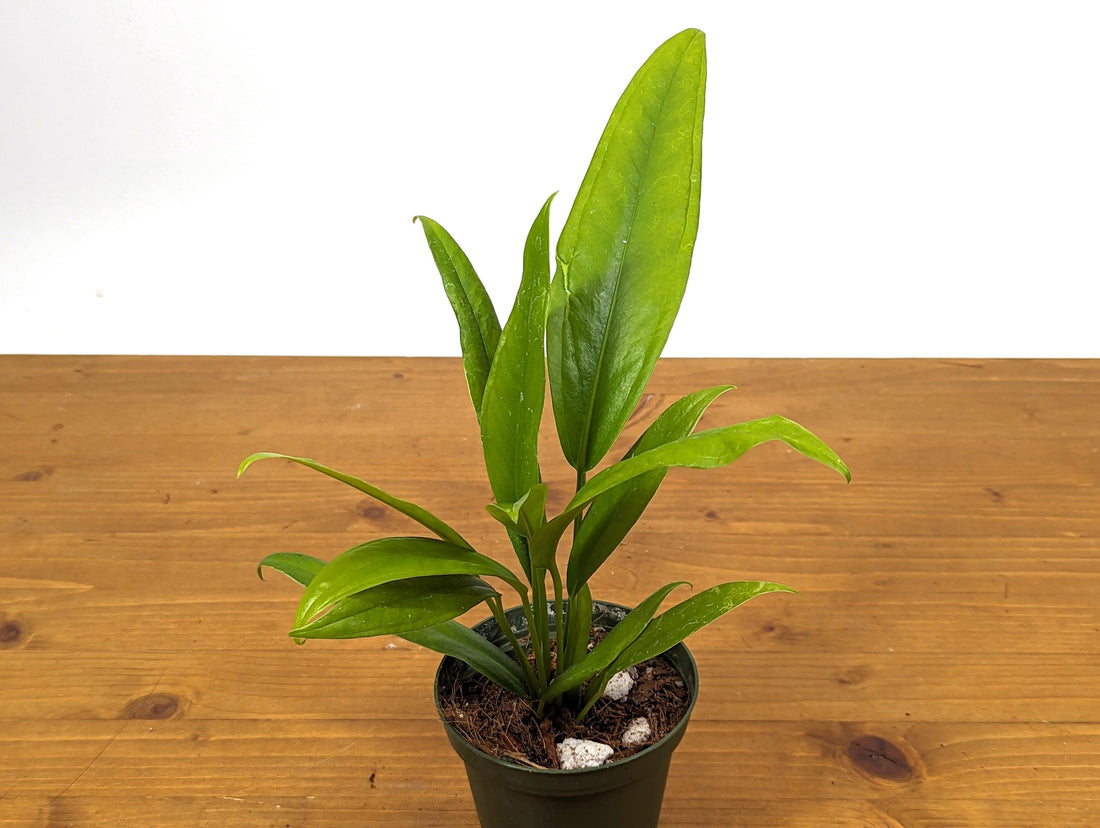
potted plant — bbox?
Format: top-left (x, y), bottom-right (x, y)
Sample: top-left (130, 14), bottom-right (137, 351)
top-left (240, 28), bottom-right (849, 827)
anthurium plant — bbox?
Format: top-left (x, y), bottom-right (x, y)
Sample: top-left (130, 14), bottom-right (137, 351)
top-left (241, 28), bottom-right (849, 723)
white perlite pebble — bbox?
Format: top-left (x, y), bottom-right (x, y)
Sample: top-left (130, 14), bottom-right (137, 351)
top-left (621, 717), bottom-right (652, 747)
top-left (601, 669), bottom-right (635, 701)
top-left (557, 738), bottom-right (614, 769)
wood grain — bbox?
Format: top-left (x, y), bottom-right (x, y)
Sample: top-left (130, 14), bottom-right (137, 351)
top-left (2, 356), bottom-right (1098, 826)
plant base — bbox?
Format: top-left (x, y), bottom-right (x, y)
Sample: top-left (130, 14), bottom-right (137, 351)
top-left (434, 601), bottom-right (699, 828)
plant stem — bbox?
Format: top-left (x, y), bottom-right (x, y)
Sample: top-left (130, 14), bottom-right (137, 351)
top-left (548, 561), bottom-right (565, 672)
top-left (559, 466), bottom-right (587, 680)
top-left (488, 595), bottom-right (540, 696)
top-left (530, 571), bottom-right (551, 692)
top-left (576, 670), bottom-right (609, 722)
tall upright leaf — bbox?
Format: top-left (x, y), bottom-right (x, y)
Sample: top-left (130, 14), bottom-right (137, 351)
top-left (547, 28), bottom-right (707, 472)
top-left (416, 216), bottom-right (501, 413)
top-left (480, 194), bottom-right (554, 503)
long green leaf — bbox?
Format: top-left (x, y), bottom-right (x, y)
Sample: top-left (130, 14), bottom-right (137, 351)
top-left (547, 581), bottom-right (688, 700)
top-left (295, 536), bottom-right (524, 629)
top-left (528, 414), bottom-right (848, 571)
top-left (604, 581), bottom-right (794, 678)
top-left (291, 575), bottom-right (498, 639)
top-left (480, 193), bottom-right (554, 505)
top-left (567, 385), bottom-right (733, 593)
top-left (257, 552), bottom-right (325, 587)
top-left (567, 415), bottom-right (852, 513)
top-left (547, 28), bottom-right (707, 472)
top-left (415, 215), bottom-right (502, 413)
top-left (238, 452), bottom-right (471, 548)
top-left (402, 620), bottom-right (530, 698)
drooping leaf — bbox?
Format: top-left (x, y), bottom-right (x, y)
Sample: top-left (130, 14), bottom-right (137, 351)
top-left (567, 415), bottom-right (852, 513)
top-left (238, 452), bottom-right (471, 549)
top-left (257, 552), bottom-right (325, 587)
top-left (606, 581), bottom-right (795, 677)
top-left (402, 620), bottom-right (530, 697)
top-left (547, 28), bottom-right (707, 472)
top-left (527, 415), bottom-right (848, 572)
top-left (290, 575), bottom-right (499, 639)
top-left (415, 215), bottom-right (501, 413)
top-left (547, 581), bottom-right (688, 700)
top-left (294, 536), bottom-right (524, 630)
top-left (480, 194), bottom-right (554, 503)
top-left (567, 386), bottom-right (734, 593)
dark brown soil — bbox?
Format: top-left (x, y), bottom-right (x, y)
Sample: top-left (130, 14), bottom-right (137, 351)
top-left (438, 648), bottom-right (691, 769)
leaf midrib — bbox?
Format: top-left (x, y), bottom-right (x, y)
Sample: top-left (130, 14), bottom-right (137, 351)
top-left (574, 48), bottom-right (693, 470)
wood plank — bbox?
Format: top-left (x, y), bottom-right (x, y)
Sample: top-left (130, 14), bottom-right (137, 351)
top-left (2, 356), bottom-right (1099, 826)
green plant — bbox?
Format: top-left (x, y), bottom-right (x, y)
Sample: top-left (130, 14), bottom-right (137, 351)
top-left (240, 28), bottom-right (849, 722)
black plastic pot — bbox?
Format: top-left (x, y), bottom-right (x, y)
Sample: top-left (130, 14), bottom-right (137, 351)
top-left (434, 601), bottom-right (699, 828)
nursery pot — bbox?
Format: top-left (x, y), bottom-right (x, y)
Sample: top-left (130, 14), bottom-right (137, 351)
top-left (433, 600), bottom-right (699, 828)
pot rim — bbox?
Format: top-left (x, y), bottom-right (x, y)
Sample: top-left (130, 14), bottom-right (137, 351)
top-left (432, 600), bottom-right (699, 776)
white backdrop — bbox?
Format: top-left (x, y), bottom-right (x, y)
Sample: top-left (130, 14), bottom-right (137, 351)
top-left (2, 1), bottom-right (1097, 357)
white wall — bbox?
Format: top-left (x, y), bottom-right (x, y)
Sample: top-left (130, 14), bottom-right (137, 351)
top-left (2, 1), bottom-right (1097, 357)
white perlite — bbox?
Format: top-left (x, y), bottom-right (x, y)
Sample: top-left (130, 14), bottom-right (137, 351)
top-left (601, 669), bottom-right (634, 701)
top-left (557, 738), bottom-right (614, 769)
top-left (621, 717), bottom-right (652, 747)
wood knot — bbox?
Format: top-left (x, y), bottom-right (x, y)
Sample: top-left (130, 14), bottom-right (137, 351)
top-left (124, 693), bottom-right (182, 720)
top-left (0, 620), bottom-right (24, 648)
top-left (835, 665), bottom-right (871, 686)
top-left (847, 735), bottom-right (913, 781)
top-left (356, 501), bottom-right (386, 520)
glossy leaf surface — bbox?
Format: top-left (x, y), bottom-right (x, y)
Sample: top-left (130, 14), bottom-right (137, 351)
top-left (567, 385), bottom-right (733, 593)
top-left (238, 452), bottom-right (470, 548)
top-left (480, 194), bottom-right (554, 503)
top-left (291, 575), bottom-right (498, 639)
top-left (567, 415), bottom-right (852, 513)
top-left (547, 28), bottom-right (707, 472)
top-left (402, 621), bottom-right (530, 697)
top-left (604, 581), bottom-right (794, 678)
top-left (295, 536), bottom-right (523, 630)
top-left (257, 552), bottom-right (324, 587)
top-left (415, 216), bottom-right (501, 413)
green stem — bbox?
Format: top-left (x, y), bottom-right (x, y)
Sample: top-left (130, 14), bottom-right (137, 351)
top-left (488, 595), bottom-right (540, 696)
top-left (530, 571), bottom-right (551, 691)
top-left (560, 466), bottom-right (587, 680)
top-left (576, 670), bottom-right (609, 722)
top-left (549, 561), bottom-right (565, 672)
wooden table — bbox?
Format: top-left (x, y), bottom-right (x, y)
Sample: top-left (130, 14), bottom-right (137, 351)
top-left (2, 356), bottom-right (1098, 826)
